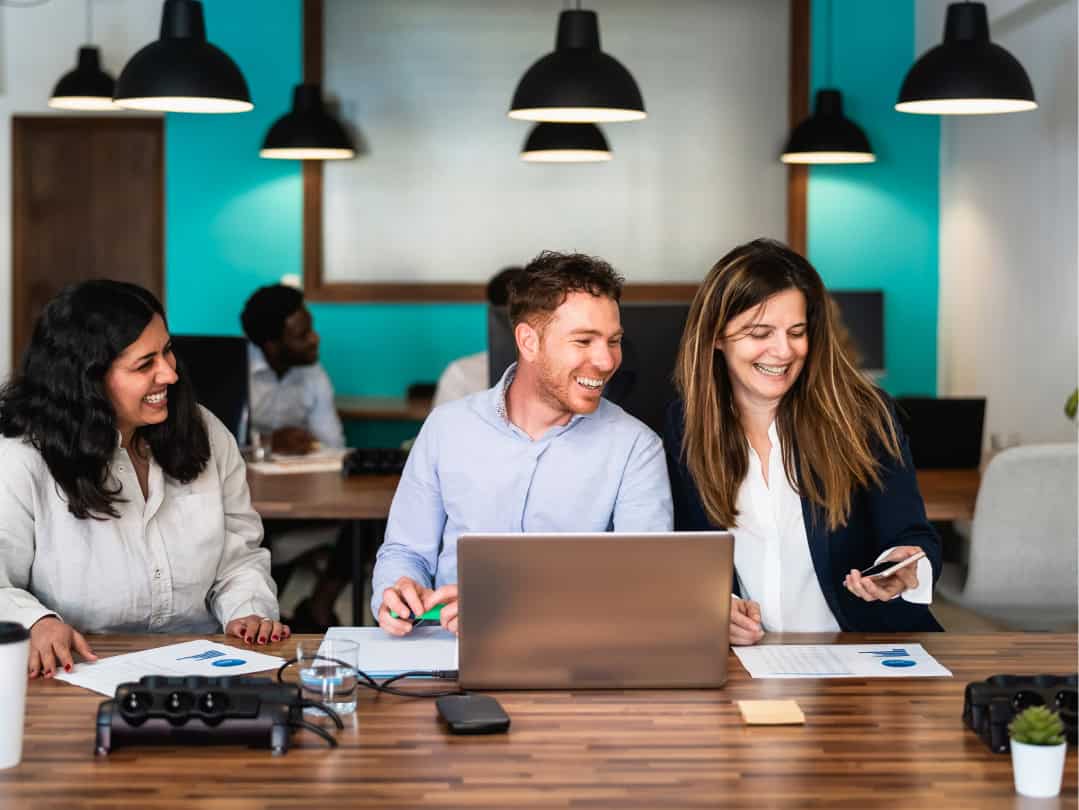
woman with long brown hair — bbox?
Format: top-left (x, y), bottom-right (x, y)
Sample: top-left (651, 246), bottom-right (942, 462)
top-left (666, 239), bottom-right (941, 644)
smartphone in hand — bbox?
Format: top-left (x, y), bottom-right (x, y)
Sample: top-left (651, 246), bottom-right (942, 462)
top-left (860, 550), bottom-right (926, 579)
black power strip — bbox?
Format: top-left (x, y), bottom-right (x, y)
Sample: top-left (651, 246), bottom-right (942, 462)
top-left (95, 675), bottom-right (341, 756)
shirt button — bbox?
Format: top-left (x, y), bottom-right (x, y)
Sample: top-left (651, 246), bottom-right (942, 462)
top-left (118, 465), bottom-right (126, 472)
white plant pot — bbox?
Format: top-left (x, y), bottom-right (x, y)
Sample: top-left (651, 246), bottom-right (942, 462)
top-left (1011, 739), bottom-right (1068, 798)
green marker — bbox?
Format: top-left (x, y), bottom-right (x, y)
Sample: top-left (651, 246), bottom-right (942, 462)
top-left (390, 605), bottom-right (443, 623)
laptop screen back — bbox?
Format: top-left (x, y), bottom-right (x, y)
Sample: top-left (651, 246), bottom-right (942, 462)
top-left (457, 532), bottom-right (733, 689)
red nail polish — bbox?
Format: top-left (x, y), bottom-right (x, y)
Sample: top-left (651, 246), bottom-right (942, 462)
top-left (64, 664), bottom-right (71, 672)
top-left (257, 637), bottom-right (265, 644)
top-left (271, 635), bottom-right (279, 641)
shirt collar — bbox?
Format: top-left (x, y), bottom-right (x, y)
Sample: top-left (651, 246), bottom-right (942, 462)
top-left (248, 342), bottom-right (272, 376)
top-left (486, 362), bottom-right (592, 433)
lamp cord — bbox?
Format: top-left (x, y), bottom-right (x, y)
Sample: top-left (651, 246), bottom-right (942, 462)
top-left (825, 0), bottom-right (833, 87)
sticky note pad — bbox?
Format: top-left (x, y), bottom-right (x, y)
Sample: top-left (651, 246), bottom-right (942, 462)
top-left (736, 700), bottom-right (805, 725)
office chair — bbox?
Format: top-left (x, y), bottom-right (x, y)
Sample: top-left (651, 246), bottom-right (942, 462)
top-left (170, 335), bottom-right (249, 443)
top-left (936, 444), bottom-right (1078, 631)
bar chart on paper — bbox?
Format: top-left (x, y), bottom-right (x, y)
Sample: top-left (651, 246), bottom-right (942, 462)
top-left (733, 644), bottom-right (952, 679)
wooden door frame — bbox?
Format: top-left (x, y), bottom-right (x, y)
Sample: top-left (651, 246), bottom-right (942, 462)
top-left (11, 116), bottom-right (164, 369)
top-left (301, 0), bottom-right (809, 303)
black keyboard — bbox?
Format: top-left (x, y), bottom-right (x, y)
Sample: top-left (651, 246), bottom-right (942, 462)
top-left (342, 447), bottom-right (409, 476)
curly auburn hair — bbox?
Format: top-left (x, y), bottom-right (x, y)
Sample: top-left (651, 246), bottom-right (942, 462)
top-left (0, 281), bottom-right (210, 519)
top-left (508, 251), bottom-right (624, 329)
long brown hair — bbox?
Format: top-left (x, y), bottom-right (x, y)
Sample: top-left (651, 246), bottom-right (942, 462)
top-left (674, 238), bottom-right (900, 531)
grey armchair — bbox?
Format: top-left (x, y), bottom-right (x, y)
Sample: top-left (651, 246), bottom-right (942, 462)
top-left (936, 443), bottom-right (1078, 631)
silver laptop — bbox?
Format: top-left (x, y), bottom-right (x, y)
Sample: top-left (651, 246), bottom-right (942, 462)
top-left (457, 532), bottom-right (733, 690)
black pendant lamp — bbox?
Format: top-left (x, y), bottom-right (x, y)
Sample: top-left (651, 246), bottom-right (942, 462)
top-left (520, 123), bottom-right (611, 163)
top-left (49, 2), bottom-right (117, 110)
top-left (114, 0), bottom-right (252, 114)
top-left (509, 6), bottom-right (645, 123)
top-left (260, 84), bottom-right (355, 160)
top-left (781, 90), bottom-right (875, 164)
top-left (896, 1), bottom-right (1036, 115)
top-left (781, 0), bottom-right (874, 165)
top-left (50, 46), bottom-right (117, 111)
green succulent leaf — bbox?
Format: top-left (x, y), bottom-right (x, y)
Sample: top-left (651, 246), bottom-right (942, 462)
top-left (1009, 705), bottom-right (1066, 746)
top-left (1066, 388), bottom-right (1078, 421)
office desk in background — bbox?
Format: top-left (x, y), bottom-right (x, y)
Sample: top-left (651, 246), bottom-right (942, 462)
top-left (248, 464), bottom-right (979, 524)
top-left (248, 470), bottom-right (399, 626)
top-left (4, 633), bottom-right (1074, 809)
top-left (335, 395), bottom-right (433, 422)
top-left (917, 468), bottom-right (981, 522)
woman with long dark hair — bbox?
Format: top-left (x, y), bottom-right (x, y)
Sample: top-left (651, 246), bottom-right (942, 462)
top-left (666, 239), bottom-right (941, 644)
top-left (0, 281), bottom-right (287, 678)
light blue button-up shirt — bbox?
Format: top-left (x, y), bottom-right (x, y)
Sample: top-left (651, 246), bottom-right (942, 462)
top-left (247, 343), bottom-right (345, 449)
top-left (371, 365), bottom-right (674, 616)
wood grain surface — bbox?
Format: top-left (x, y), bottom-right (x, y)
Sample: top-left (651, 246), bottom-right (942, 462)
top-left (917, 469), bottom-right (981, 522)
top-left (247, 470), bottom-right (397, 521)
top-left (2, 634), bottom-right (1074, 809)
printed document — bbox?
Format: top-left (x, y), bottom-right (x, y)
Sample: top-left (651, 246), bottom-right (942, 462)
top-left (324, 626), bottom-right (457, 677)
top-left (56, 640), bottom-right (286, 696)
top-left (733, 643), bottom-right (952, 679)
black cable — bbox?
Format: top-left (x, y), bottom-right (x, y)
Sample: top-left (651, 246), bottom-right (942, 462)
top-left (378, 670), bottom-right (459, 690)
top-left (276, 656), bottom-right (462, 699)
top-left (288, 720), bottom-right (338, 748)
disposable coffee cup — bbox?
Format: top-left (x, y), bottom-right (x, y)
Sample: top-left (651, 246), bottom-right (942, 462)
top-left (0, 622), bottom-right (30, 769)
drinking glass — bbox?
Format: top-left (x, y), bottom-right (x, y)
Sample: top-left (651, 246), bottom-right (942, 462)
top-left (296, 639), bottom-right (358, 716)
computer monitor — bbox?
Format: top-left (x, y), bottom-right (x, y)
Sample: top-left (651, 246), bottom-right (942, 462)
top-left (170, 335), bottom-right (249, 442)
top-left (488, 304), bottom-right (689, 435)
top-left (894, 396), bottom-right (986, 469)
top-left (830, 290), bottom-right (884, 375)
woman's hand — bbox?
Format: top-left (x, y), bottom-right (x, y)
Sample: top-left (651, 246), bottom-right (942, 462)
top-left (225, 615), bottom-right (290, 645)
top-left (844, 545), bottom-right (923, 602)
top-left (729, 596), bottom-right (764, 646)
top-left (28, 616), bottom-right (97, 678)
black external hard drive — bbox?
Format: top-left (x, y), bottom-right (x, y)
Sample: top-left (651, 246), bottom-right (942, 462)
top-left (436, 694), bottom-right (510, 735)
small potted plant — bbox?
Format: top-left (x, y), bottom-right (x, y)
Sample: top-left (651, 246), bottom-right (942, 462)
top-left (1009, 705), bottom-right (1068, 797)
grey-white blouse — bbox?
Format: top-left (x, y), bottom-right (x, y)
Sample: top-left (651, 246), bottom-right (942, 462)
top-left (0, 406), bottom-right (278, 633)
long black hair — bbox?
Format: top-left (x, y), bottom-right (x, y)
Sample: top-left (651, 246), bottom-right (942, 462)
top-left (0, 281), bottom-right (210, 519)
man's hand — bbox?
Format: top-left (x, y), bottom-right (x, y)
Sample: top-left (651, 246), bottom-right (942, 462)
top-left (378, 579), bottom-right (461, 637)
top-left (271, 426), bottom-right (317, 455)
top-left (844, 545), bottom-right (923, 602)
top-left (28, 616), bottom-right (97, 678)
top-left (377, 577), bottom-right (429, 637)
top-left (424, 584), bottom-right (459, 636)
top-left (729, 596), bottom-right (764, 646)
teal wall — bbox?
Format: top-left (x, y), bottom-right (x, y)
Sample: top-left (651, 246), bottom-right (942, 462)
top-left (166, 0), bottom-right (487, 403)
top-left (166, 0), bottom-right (940, 443)
top-left (808, 0), bottom-right (939, 396)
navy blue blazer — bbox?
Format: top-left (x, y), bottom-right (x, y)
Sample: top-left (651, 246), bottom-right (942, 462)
top-left (664, 400), bottom-right (943, 633)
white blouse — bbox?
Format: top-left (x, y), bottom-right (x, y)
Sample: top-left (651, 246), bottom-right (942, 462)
top-left (0, 406), bottom-right (278, 634)
top-left (732, 422), bottom-right (930, 632)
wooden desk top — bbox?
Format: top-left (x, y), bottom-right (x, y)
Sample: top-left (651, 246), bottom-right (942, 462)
top-left (917, 468), bottom-right (981, 522)
top-left (335, 395), bottom-right (433, 422)
top-left (5, 633), bottom-right (1075, 808)
top-left (247, 469), bottom-right (398, 520)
